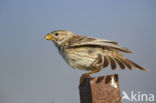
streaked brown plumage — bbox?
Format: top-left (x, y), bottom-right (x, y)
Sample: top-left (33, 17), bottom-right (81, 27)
top-left (45, 30), bottom-right (148, 78)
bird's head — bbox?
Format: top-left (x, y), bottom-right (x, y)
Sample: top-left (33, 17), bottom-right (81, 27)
top-left (45, 30), bottom-right (75, 45)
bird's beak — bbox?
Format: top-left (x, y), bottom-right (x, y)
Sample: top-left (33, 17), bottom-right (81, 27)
top-left (44, 34), bottom-right (53, 40)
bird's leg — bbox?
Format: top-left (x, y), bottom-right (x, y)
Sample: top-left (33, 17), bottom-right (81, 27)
top-left (80, 54), bottom-right (104, 85)
top-left (84, 68), bottom-right (101, 76)
top-left (80, 67), bottom-right (102, 85)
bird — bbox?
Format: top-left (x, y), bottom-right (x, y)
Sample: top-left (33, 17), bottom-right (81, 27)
top-left (44, 30), bottom-right (148, 80)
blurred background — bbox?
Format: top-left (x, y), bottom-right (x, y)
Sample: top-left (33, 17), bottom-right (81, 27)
top-left (0, 0), bottom-right (156, 103)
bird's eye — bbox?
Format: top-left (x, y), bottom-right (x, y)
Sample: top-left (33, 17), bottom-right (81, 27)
top-left (55, 33), bottom-right (59, 36)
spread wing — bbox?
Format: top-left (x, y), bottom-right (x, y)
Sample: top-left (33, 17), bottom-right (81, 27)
top-left (102, 50), bottom-right (148, 71)
top-left (67, 35), bottom-right (131, 53)
top-left (66, 35), bottom-right (148, 71)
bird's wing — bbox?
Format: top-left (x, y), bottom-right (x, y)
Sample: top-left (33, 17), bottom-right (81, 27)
top-left (102, 49), bottom-right (149, 71)
top-left (67, 35), bottom-right (131, 53)
top-left (66, 35), bottom-right (149, 71)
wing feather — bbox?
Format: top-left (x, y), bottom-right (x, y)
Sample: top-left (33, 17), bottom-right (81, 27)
top-left (103, 56), bottom-right (109, 68)
top-left (114, 58), bottom-right (125, 69)
top-left (102, 50), bottom-right (148, 71)
top-left (67, 35), bottom-right (131, 53)
top-left (65, 35), bottom-right (148, 71)
top-left (108, 56), bottom-right (117, 70)
top-left (117, 56), bottom-right (132, 70)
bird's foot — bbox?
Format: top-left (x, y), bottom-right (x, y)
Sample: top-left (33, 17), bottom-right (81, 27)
top-left (79, 74), bottom-right (91, 86)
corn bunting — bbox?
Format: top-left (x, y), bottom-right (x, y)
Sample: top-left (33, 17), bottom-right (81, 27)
top-left (45, 30), bottom-right (148, 79)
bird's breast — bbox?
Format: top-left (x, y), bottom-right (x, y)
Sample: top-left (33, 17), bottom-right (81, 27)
top-left (61, 47), bottom-right (102, 70)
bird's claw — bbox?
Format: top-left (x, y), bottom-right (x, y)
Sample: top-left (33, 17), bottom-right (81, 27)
top-left (79, 74), bottom-right (91, 86)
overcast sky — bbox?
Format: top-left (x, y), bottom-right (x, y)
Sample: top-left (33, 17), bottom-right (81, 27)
top-left (0, 0), bottom-right (156, 103)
